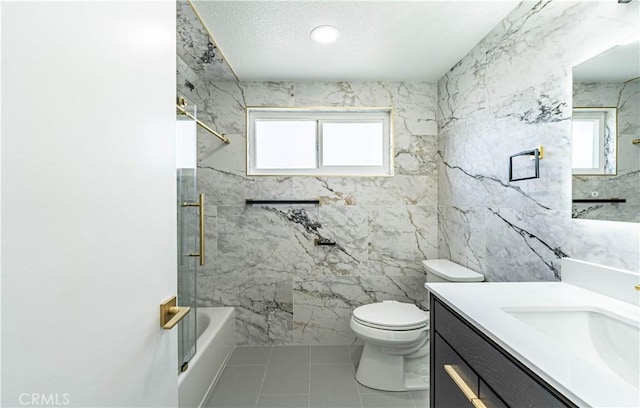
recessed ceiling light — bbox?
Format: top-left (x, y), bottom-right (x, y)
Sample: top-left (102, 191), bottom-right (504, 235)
top-left (310, 25), bottom-right (340, 44)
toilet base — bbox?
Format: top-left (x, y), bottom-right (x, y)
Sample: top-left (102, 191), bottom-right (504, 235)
top-left (355, 342), bottom-right (429, 391)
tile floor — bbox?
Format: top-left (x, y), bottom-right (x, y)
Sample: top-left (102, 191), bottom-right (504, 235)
top-left (204, 345), bottom-right (429, 408)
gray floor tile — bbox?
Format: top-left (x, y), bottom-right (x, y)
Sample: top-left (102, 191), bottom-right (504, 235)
top-left (205, 365), bottom-right (266, 408)
top-left (257, 395), bottom-right (310, 408)
top-left (261, 346), bottom-right (310, 395)
top-left (228, 346), bottom-right (272, 365)
top-left (269, 345), bottom-right (310, 364)
top-left (361, 393), bottom-right (414, 408)
top-left (409, 390), bottom-right (429, 408)
top-left (310, 345), bottom-right (351, 364)
top-left (348, 345), bottom-right (363, 370)
top-left (310, 364), bottom-right (361, 408)
top-left (358, 383), bottom-right (399, 394)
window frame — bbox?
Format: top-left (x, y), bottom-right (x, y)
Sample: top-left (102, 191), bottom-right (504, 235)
top-left (246, 107), bottom-right (393, 176)
top-left (572, 110), bottom-right (606, 175)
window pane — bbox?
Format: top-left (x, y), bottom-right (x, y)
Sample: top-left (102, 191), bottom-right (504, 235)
top-left (255, 120), bottom-right (317, 169)
top-left (322, 122), bottom-right (383, 166)
top-left (572, 120), bottom-right (597, 168)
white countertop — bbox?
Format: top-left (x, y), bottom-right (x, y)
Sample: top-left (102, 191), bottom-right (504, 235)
top-left (426, 281), bottom-right (640, 408)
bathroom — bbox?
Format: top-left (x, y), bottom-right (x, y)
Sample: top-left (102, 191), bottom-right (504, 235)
top-left (1, 0), bottom-right (639, 407)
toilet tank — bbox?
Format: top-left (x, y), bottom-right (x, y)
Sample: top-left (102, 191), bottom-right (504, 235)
top-left (422, 259), bottom-right (484, 283)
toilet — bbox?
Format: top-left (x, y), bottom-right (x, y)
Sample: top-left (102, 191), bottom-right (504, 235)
top-left (350, 259), bottom-right (484, 391)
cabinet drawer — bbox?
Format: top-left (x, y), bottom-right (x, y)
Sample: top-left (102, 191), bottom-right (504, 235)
top-left (433, 298), bottom-right (574, 408)
top-left (433, 333), bottom-right (477, 408)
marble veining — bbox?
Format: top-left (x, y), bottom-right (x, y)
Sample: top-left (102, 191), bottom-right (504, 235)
top-left (178, 0), bottom-right (639, 345)
top-left (192, 77), bottom-right (438, 343)
top-left (437, 0), bottom-right (639, 281)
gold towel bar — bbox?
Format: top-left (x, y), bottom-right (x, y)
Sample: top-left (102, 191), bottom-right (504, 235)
top-left (176, 104), bottom-right (230, 144)
top-left (183, 193), bottom-right (205, 266)
top-left (160, 296), bottom-right (191, 330)
top-left (443, 365), bottom-right (487, 408)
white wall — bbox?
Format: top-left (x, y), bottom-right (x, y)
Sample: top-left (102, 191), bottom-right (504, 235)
top-left (2, 2), bottom-right (177, 406)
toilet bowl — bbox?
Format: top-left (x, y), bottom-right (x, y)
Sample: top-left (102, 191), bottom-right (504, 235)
top-left (351, 259), bottom-right (484, 391)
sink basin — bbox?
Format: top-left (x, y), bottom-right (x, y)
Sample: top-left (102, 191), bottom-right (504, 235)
top-left (503, 307), bottom-right (639, 388)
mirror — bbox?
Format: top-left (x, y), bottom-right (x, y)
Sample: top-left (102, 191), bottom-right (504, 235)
top-left (572, 41), bottom-right (639, 223)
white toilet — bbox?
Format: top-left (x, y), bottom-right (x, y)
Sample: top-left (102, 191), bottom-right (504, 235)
top-left (350, 259), bottom-right (484, 391)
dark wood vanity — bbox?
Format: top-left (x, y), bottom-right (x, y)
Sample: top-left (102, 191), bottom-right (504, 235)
top-left (429, 295), bottom-right (578, 408)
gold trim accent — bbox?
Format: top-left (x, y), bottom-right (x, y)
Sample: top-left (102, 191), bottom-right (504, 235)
top-left (160, 296), bottom-right (191, 330)
top-left (183, 193), bottom-right (205, 266)
top-left (444, 365), bottom-right (488, 408)
top-left (177, 103), bottom-right (230, 144)
top-left (186, 0), bottom-right (241, 82)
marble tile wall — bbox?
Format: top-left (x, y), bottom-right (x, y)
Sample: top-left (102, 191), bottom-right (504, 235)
top-left (572, 80), bottom-right (640, 222)
top-left (176, 4), bottom-right (437, 344)
top-left (180, 81), bottom-right (438, 345)
top-left (437, 1), bottom-right (640, 281)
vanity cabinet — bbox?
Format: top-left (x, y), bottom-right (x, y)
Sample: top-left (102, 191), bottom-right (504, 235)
top-left (430, 296), bottom-right (577, 408)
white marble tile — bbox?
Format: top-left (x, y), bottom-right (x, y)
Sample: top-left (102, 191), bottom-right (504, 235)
top-left (198, 275), bottom-right (293, 345)
top-left (176, 0), bottom-right (236, 82)
top-left (313, 205), bottom-right (369, 276)
top-left (241, 81), bottom-right (295, 106)
top-left (485, 208), bottom-right (568, 282)
top-left (293, 275), bottom-right (429, 345)
top-left (293, 82), bottom-right (394, 107)
top-left (438, 0), bottom-right (640, 282)
top-left (368, 205), bottom-right (437, 276)
top-left (437, 206), bottom-right (486, 274)
top-left (293, 276), bottom-right (364, 345)
top-left (216, 205), bottom-right (317, 277)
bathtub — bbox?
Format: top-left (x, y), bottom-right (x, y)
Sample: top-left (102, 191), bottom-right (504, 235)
top-left (178, 307), bottom-right (235, 408)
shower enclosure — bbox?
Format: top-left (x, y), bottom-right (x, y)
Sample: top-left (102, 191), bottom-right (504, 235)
top-left (176, 97), bottom-right (202, 372)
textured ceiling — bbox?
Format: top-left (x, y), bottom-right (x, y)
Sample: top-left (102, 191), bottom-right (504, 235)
top-left (190, 0), bottom-right (519, 82)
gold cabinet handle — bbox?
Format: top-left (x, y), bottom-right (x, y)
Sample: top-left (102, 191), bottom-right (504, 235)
top-left (160, 296), bottom-right (191, 330)
top-left (635, 284), bottom-right (640, 291)
top-left (182, 193), bottom-right (205, 266)
top-left (444, 365), bottom-right (487, 408)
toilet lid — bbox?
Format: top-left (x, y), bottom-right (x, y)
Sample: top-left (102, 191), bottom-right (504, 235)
top-left (353, 301), bottom-right (428, 330)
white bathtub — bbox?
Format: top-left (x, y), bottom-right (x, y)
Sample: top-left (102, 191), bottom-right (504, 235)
top-left (178, 307), bottom-right (235, 408)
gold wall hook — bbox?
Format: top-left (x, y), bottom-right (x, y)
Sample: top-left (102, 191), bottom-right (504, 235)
top-left (160, 296), bottom-right (191, 330)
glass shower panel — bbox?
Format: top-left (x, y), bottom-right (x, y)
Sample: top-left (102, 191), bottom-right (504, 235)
top-left (176, 101), bottom-right (198, 372)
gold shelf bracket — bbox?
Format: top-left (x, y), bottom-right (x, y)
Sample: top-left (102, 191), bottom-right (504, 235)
top-left (160, 296), bottom-right (191, 330)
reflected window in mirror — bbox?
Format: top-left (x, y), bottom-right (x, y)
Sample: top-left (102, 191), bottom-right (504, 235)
top-left (572, 107), bottom-right (616, 175)
top-left (571, 40), bottom-right (640, 223)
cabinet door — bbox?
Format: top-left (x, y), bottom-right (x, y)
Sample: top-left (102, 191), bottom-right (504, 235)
top-left (479, 379), bottom-right (508, 408)
top-left (433, 333), bottom-right (476, 408)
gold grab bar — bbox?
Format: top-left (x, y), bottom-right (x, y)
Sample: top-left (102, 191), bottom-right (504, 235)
top-left (183, 193), bottom-right (205, 266)
top-left (443, 365), bottom-right (487, 408)
top-left (176, 104), bottom-right (230, 144)
top-left (160, 296), bottom-right (191, 330)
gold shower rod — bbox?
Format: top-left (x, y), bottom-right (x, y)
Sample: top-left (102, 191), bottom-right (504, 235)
top-left (176, 104), bottom-right (230, 144)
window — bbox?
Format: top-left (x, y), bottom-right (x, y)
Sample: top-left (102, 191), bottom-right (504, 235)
top-left (572, 109), bottom-right (607, 175)
top-left (247, 108), bottom-right (392, 176)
